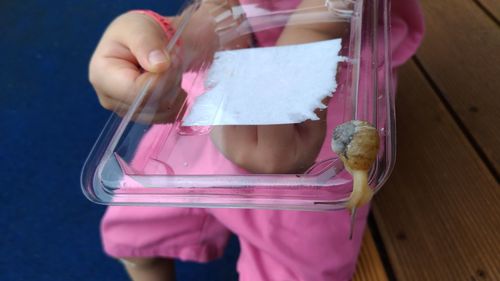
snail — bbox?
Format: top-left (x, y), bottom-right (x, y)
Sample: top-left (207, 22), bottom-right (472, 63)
top-left (332, 120), bottom-right (380, 238)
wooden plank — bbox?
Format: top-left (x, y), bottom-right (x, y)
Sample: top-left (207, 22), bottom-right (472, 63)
top-left (372, 61), bottom-right (500, 281)
top-left (417, 0), bottom-right (500, 172)
top-left (476, 0), bottom-right (500, 20)
top-left (353, 230), bottom-right (389, 281)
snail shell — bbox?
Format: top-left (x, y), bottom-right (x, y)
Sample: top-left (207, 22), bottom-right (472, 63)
top-left (332, 120), bottom-right (379, 171)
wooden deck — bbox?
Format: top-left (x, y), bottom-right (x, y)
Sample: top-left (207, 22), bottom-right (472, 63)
top-left (355, 1), bottom-right (499, 280)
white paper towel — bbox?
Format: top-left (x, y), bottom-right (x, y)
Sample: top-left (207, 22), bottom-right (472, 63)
top-left (182, 38), bottom-right (343, 126)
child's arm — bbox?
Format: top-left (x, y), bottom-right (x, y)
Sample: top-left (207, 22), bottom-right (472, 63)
top-left (210, 0), bottom-right (345, 174)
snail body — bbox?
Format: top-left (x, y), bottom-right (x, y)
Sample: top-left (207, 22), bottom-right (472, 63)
top-left (332, 120), bottom-right (380, 210)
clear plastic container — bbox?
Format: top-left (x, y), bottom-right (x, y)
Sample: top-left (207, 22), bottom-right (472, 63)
top-left (82, 0), bottom-right (395, 211)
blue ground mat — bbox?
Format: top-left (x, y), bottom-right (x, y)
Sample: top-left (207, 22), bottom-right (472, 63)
top-left (0, 1), bottom-right (238, 280)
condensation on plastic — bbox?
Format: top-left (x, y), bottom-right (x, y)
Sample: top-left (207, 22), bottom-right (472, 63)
top-left (81, 0), bottom-right (395, 211)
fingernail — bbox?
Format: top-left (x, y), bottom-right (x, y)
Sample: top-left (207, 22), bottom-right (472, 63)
top-left (148, 50), bottom-right (168, 66)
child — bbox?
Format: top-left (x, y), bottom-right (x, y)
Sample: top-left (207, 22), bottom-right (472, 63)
top-left (89, 0), bottom-right (424, 280)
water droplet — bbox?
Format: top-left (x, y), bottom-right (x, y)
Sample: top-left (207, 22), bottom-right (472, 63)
top-left (379, 127), bottom-right (386, 136)
top-left (177, 126), bottom-right (212, 136)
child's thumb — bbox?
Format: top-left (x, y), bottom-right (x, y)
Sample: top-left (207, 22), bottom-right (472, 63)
top-left (129, 30), bottom-right (171, 73)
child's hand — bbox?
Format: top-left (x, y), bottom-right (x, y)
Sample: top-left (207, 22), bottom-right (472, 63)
top-left (89, 12), bottom-right (186, 123)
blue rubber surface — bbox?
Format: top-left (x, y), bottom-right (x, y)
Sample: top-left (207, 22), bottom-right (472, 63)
top-left (0, 1), bottom-right (238, 280)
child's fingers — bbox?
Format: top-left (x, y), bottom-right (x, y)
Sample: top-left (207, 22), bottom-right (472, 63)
top-left (117, 12), bottom-right (172, 73)
top-left (134, 71), bottom-right (187, 122)
top-left (96, 94), bottom-right (129, 114)
top-left (89, 11), bottom-right (183, 117)
top-left (89, 56), bottom-right (140, 110)
top-left (93, 67), bottom-right (186, 123)
top-left (132, 89), bottom-right (188, 124)
top-left (108, 87), bottom-right (187, 124)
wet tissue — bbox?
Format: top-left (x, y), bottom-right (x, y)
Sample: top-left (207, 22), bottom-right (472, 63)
top-left (183, 38), bottom-right (343, 126)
